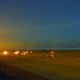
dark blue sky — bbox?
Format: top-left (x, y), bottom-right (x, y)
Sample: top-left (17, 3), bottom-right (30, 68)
top-left (0, 0), bottom-right (80, 49)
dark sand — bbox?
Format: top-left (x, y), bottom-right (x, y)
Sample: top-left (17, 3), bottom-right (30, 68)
top-left (0, 62), bottom-right (50, 80)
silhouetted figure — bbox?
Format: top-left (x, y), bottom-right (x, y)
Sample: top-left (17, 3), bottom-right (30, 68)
top-left (47, 50), bottom-right (55, 58)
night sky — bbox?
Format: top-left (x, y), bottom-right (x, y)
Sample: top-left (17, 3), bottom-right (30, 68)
top-left (0, 0), bottom-right (80, 49)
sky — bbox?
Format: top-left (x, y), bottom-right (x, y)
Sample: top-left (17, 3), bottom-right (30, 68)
top-left (0, 0), bottom-right (80, 49)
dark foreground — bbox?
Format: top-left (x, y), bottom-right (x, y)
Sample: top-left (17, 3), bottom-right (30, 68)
top-left (0, 71), bottom-right (17, 80)
top-left (0, 62), bottom-right (49, 80)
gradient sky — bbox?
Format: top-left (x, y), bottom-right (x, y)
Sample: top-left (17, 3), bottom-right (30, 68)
top-left (0, 0), bottom-right (80, 49)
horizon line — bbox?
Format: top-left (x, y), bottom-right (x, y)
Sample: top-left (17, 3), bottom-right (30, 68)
top-left (0, 48), bottom-right (80, 50)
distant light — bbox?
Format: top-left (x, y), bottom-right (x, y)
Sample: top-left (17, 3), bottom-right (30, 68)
top-left (30, 51), bottom-right (32, 53)
top-left (3, 51), bottom-right (8, 55)
top-left (21, 51), bottom-right (29, 55)
top-left (25, 51), bottom-right (29, 54)
top-left (22, 52), bottom-right (26, 55)
top-left (50, 51), bottom-right (55, 53)
top-left (14, 50), bottom-right (20, 55)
